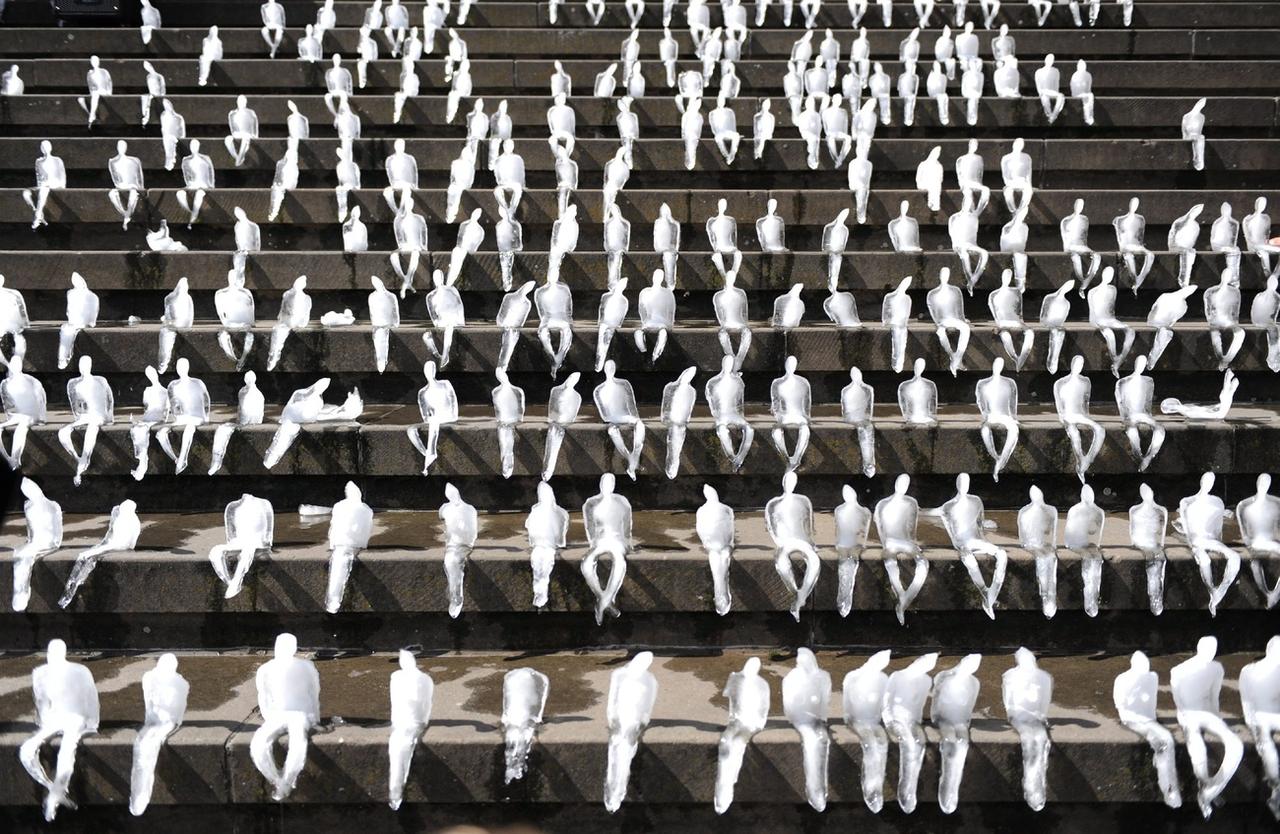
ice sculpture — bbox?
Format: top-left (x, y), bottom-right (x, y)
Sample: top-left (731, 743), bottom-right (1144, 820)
top-left (604, 652), bottom-right (658, 812)
top-left (264, 377), bottom-right (362, 469)
top-left (129, 367), bottom-right (166, 481)
top-left (770, 356), bottom-right (811, 472)
top-left (59, 355), bottom-right (113, 486)
top-left (1087, 267), bottom-right (1134, 375)
top-left (154, 358), bottom-right (208, 474)
top-left (386, 651), bottom-right (433, 809)
top-left (1113, 198), bottom-right (1155, 292)
top-left (595, 276), bottom-right (629, 374)
top-left (78, 56), bottom-right (112, 127)
top-left (22, 141), bottom-right (65, 229)
top-left (1170, 636), bottom-right (1243, 817)
top-left (1240, 637), bottom-right (1280, 818)
top-left (368, 277), bottom-right (399, 374)
top-left (842, 651), bottom-right (889, 811)
top-left (654, 202), bottom-right (681, 285)
top-left (595, 361), bottom-right (646, 480)
top-left (1054, 356), bottom-right (1104, 480)
top-left (542, 372), bottom-right (582, 479)
top-left (875, 474), bottom-right (930, 623)
top-left (390, 194), bottom-right (430, 297)
top-left (714, 656), bottom-right (769, 813)
top-left (783, 648), bottom-right (831, 812)
top-left (12, 478), bottom-right (62, 612)
top-left (0, 355), bottom-right (46, 468)
top-left (1129, 483), bottom-right (1170, 615)
top-left (636, 270), bottom-right (676, 363)
top-left (707, 199), bottom-right (742, 279)
top-left (267, 275), bottom-right (311, 372)
top-left (935, 474), bottom-right (1007, 617)
top-left (1160, 368), bottom-right (1238, 421)
top-left (1146, 284), bottom-right (1197, 368)
top-left (1116, 356), bottom-right (1165, 471)
top-left (147, 220), bottom-right (187, 253)
top-left (58, 272), bottom-right (99, 370)
top-left (129, 654), bottom-right (188, 816)
top-left (438, 483), bottom-right (478, 620)
top-left (882, 652), bottom-right (937, 812)
top-left (990, 269), bottom-right (1034, 371)
top-left (926, 268), bottom-right (970, 375)
top-left (603, 205), bottom-right (631, 290)
top-left (209, 371), bottom-right (265, 475)
top-left (324, 482), bottom-right (373, 614)
top-left (882, 276), bottom-right (913, 374)
top-left (492, 368), bottom-right (525, 480)
top-left (1204, 268), bottom-right (1245, 370)
top-left (448, 208), bottom-right (485, 286)
top-left (889, 201), bottom-right (922, 253)
top-left (496, 206), bottom-right (524, 292)
top-left (197, 26), bottom-right (223, 87)
top-left (224, 95), bottom-right (259, 167)
top-left (1174, 473), bottom-right (1241, 616)
top-left (706, 355), bottom-right (754, 471)
top-left (916, 146), bottom-right (944, 212)
top-left (1210, 202), bottom-right (1242, 279)
top-left (1113, 651), bottom-right (1182, 808)
top-left (772, 283), bottom-right (805, 331)
top-left (59, 499), bottom-right (140, 609)
top-left (976, 358), bottom-right (1019, 481)
top-left (502, 667), bottom-right (549, 783)
top-left (766, 472), bottom-right (820, 620)
top-left (949, 200), bottom-right (989, 290)
top-left (898, 358), bottom-right (938, 427)
top-left (1244, 197), bottom-right (1280, 279)
top-left (250, 633), bottom-right (320, 801)
top-left (175, 140), bottom-right (215, 228)
top-left (1238, 475), bottom-right (1280, 609)
top-left (424, 269), bottom-right (465, 368)
top-left (583, 473), bottom-right (632, 624)
top-left (1018, 486), bottom-right (1059, 618)
top-left (408, 361), bottom-right (458, 475)
top-left (840, 367), bottom-right (876, 477)
top-left (526, 481), bottom-right (568, 608)
top-left (660, 367), bottom-right (697, 478)
top-left (536, 263), bottom-right (574, 379)
top-left (20, 639), bottom-right (98, 821)
top-left (209, 493), bottom-right (274, 598)
top-left (140, 0), bottom-right (162, 44)
top-left (1182, 98), bottom-right (1207, 172)
top-left (932, 653), bottom-right (981, 814)
top-left (106, 140), bottom-right (144, 230)
top-left (1065, 484), bottom-right (1106, 617)
top-left (1168, 203), bottom-right (1204, 287)
top-left (1000, 138), bottom-right (1034, 214)
top-left (1002, 648), bottom-right (1052, 811)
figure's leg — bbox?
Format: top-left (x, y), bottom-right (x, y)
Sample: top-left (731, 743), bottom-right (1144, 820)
top-left (1080, 549), bottom-right (1104, 617)
top-left (325, 545), bottom-right (356, 614)
top-left (937, 724), bottom-right (970, 814)
top-left (1047, 329), bottom-right (1065, 374)
top-left (664, 424), bottom-right (685, 478)
top-left (542, 425), bottom-right (565, 480)
top-left (887, 718), bottom-right (926, 812)
top-left (129, 719), bottom-right (176, 816)
top-left (1148, 327), bottom-right (1174, 367)
top-left (387, 722), bottom-right (423, 811)
top-left (530, 545), bottom-right (557, 609)
top-left (226, 545), bottom-right (258, 598)
top-left (277, 715), bottom-right (311, 800)
top-left (263, 421), bottom-right (301, 469)
top-left (444, 543), bottom-right (470, 618)
top-left (1016, 718), bottom-right (1050, 810)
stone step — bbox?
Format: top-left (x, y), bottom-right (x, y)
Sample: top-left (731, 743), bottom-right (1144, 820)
top-left (0, 648), bottom-right (1272, 812)
top-left (3, 509), bottom-right (1275, 616)
top-left (11, 58), bottom-right (1276, 94)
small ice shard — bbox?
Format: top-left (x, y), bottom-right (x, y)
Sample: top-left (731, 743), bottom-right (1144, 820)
top-left (264, 377), bottom-right (363, 470)
top-left (1002, 647), bottom-right (1053, 811)
top-left (783, 648), bottom-right (831, 812)
top-left (1129, 484), bottom-right (1170, 615)
top-left (928, 268), bottom-right (971, 376)
top-left (20, 639), bottom-right (98, 821)
top-left (387, 650), bottom-right (433, 810)
top-left (59, 499), bottom-right (140, 609)
top-left (932, 653), bottom-right (981, 814)
top-left (1237, 475), bottom-right (1280, 609)
top-left (209, 371), bottom-right (265, 475)
top-left (1066, 483), bottom-right (1106, 616)
top-left (1018, 486), bottom-right (1059, 618)
top-left (1116, 357), bottom-right (1165, 471)
top-left (876, 475), bottom-right (929, 624)
top-left (526, 482), bottom-right (568, 608)
top-left (1113, 651), bottom-right (1182, 808)
top-left (697, 485), bottom-right (736, 616)
top-left (842, 651), bottom-right (890, 811)
top-left (407, 362), bottom-right (457, 475)
top-left (766, 472), bottom-right (820, 621)
top-left (898, 357), bottom-right (938, 427)
top-left (492, 368), bottom-right (525, 479)
top-left (1054, 356), bottom-right (1104, 481)
top-left (604, 652), bottom-right (658, 812)
top-left (1174, 473), bottom-right (1241, 616)
top-left (1240, 636), bottom-right (1280, 819)
top-left (0, 355), bottom-right (47, 469)
top-left (502, 667), bottom-right (549, 784)
top-left (882, 652), bottom-right (937, 813)
top-left (835, 485), bottom-right (871, 617)
top-left (209, 493), bottom-right (274, 598)
top-left (930, 474), bottom-right (1007, 618)
top-left (975, 359), bottom-right (1019, 481)
top-left (440, 483), bottom-right (478, 619)
top-left (706, 355), bottom-right (753, 471)
top-left (714, 657), bottom-right (769, 814)
top-left (582, 474), bottom-right (632, 624)
top-left (58, 355), bottom-right (113, 486)
top-left (594, 361), bottom-right (646, 480)
top-left (129, 654), bottom-right (188, 816)
top-left (324, 482), bottom-right (373, 614)
top-left (1171, 636), bottom-right (1243, 817)
top-left (251, 634), bottom-right (320, 801)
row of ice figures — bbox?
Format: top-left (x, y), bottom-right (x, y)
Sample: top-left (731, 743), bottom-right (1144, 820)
top-left (17, 633), bottom-right (1273, 825)
top-left (13, 463), bottom-right (1280, 625)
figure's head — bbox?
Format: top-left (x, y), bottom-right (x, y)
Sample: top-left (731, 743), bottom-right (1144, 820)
top-left (894, 473), bottom-right (910, 494)
top-left (1200, 471), bottom-right (1215, 492)
top-left (344, 481), bottom-right (361, 501)
top-left (47, 639), bottom-right (67, 664)
top-left (287, 100), bottom-right (299, 115)
top-left (956, 472), bottom-right (970, 493)
top-left (991, 356), bottom-right (1005, 376)
top-left (19, 477), bottom-right (43, 500)
top-left (176, 357), bottom-right (190, 377)
top-left (1012, 137), bottom-right (1024, 152)
top-left (158, 653), bottom-right (179, 674)
top-left (78, 355), bottom-right (93, 375)
top-left (274, 632), bottom-right (298, 658)
top-left (1014, 647), bottom-right (1035, 668)
top-left (234, 206), bottom-right (248, 221)
top-left (89, 55), bottom-right (100, 68)
top-left (717, 198), bottom-right (728, 212)
top-left (536, 480), bottom-right (555, 503)
top-left (631, 650), bottom-right (654, 672)
top-left (1129, 651), bottom-right (1149, 673)
top-left (116, 139), bottom-right (128, 154)
top-left (784, 355), bottom-right (798, 374)
top-left (1197, 635), bottom-right (1217, 657)
top-left (444, 482), bottom-right (461, 502)
top-left (1073, 197), bottom-right (1085, 213)
top-left (236, 94), bottom-right (247, 107)
top-left (720, 354), bottom-right (735, 374)
top-left (1132, 355), bottom-right (1148, 374)
top-left (1080, 483), bottom-right (1094, 503)
top-left (244, 370), bottom-right (257, 386)
top-left (781, 470), bottom-right (798, 493)
top-left (398, 649), bottom-right (415, 671)
top-left (1139, 482), bottom-right (1154, 502)
top-left (1099, 266), bottom-right (1114, 285)
top-left (599, 472), bottom-right (616, 494)
top-left (1259, 473), bottom-right (1273, 494)
top-left (703, 484), bottom-right (719, 503)
top-left (842, 484), bottom-right (858, 505)
top-left (912, 357), bottom-right (925, 376)
top-left (144, 365), bottom-right (160, 384)
top-left (1070, 355), bottom-right (1084, 375)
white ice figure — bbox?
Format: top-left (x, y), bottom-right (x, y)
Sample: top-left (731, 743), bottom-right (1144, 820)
top-left (822, 95), bottom-right (853, 167)
top-left (935, 473), bottom-right (1008, 616)
top-left (1171, 636), bottom-right (1243, 817)
top-left (994, 55), bottom-right (1020, 99)
top-left (880, 653), bottom-right (936, 813)
top-left (1244, 197), bottom-right (1280, 279)
top-left (844, 147), bottom-right (873, 228)
top-left (1129, 483), bottom-right (1170, 615)
top-left (11, 478), bottom-right (62, 612)
top-left (542, 372), bottom-right (581, 480)
top-left (1241, 637), bottom-right (1280, 818)
top-left (1146, 283), bottom-right (1197, 369)
top-left (824, 276), bottom-right (861, 330)
top-left (1087, 268), bottom-right (1135, 376)
top-left (660, 367), bottom-right (697, 478)
top-left (20, 639), bottom-right (98, 821)
top-left (267, 142), bottom-right (301, 221)
top-left (157, 277), bottom-right (194, 375)
top-left (925, 60), bottom-right (950, 126)
top-left (706, 355), bottom-right (754, 471)
top-left (444, 144), bottom-right (476, 225)
top-left (974, 358), bottom-right (1019, 481)
top-left (197, 25), bottom-right (223, 87)
top-left (385, 651), bottom-right (433, 810)
top-left (1116, 356), bottom-right (1165, 472)
top-left (604, 652), bottom-right (658, 813)
top-left (960, 60), bottom-right (985, 125)
top-left (0, 355), bottom-right (46, 468)
top-left (1169, 203), bottom-right (1205, 287)
top-left (1161, 368), bottom-right (1239, 421)
top-left (601, 147), bottom-right (631, 219)
top-left (526, 482), bottom-right (568, 608)
top-left (492, 368), bottom-right (526, 480)
top-left (368, 277), bottom-right (400, 375)
top-left (59, 355), bottom-right (113, 486)
top-left (781, 648), bottom-right (831, 812)
top-left (896, 358), bottom-right (937, 428)
top-left (829, 486), bottom-right (870, 616)
top-left (953, 140), bottom-right (990, 216)
top-left (878, 276), bottom-right (913, 374)
top-left (714, 656), bottom-right (769, 814)
top-left (59, 498), bottom-right (140, 609)
top-left (355, 26), bottom-right (379, 89)
top-left (128, 653), bottom-right (188, 817)
top-left (1054, 356), bottom-right (1105, 480)
top-left (582, 473), bottom-right (633, 625)
top-left (949, 200), bottom-right (990, 293)
top-left (388, 194), bottom-right (429, 298)
top-left (263, 377), bottom-right (363, 469)
top-left (138, 0), bottom-right (162, 44)
top-left (259, 0), bottom-right (285, 57)
top-left (382, 139), bottom-right (418, 213)
top-left (602, 205), bottom-right (631, 292)
top-left (407, 361), bottom-right (457, 475)
top-left (534, 269), bottom-right (574, 379)
top-left (1002, 648), bottom-right (1053, 810)
top-left (697, 485), bottom-right (737, 616)
top-left (147, 220), bottom-right (187, 253)
top-left (708, 271), bottom-right (750, 372)
top-left (756, 199), bottom-right (788, 254)
top-left (707, 96), bottom-right (741, 165)
top-left (382, 0), bottom-right (408, 55)
top-left (1254, 276), bottom-right (1280, 373)
top-left (654, 202), bottom-right (681, 286)
top-left (877, 474), bottom-right (930, 624)
top-left (1017, 486), bottom-right (1060, 618)
top-left (836, 367), bottom-right (877, 478)
top-left (769, 356), bottom-right (811, 472)
top-left (595, 361), bottom-right (646, 481)
top-left (424, 269), bottom-right (465, 368)
top-left (58, 272), bottom-right (99, 371)
top-left (1182, 98), bottom-right (1207, 172)
top-left (707, 199), bottom-right (743, 280)
top-left (1113, 651), bottom-right (1182, 809)
top-left (547, 203), bottom-right (580, 287)
top-left (596, 277), bottom-right (629, 374)
top-left (209, 493), bottom-right (274, 598)
top-left (772, 284), bottom-right (806, 333)
top-left (841, 651), bottom-right (890, 811)
top-left (1211, 202), bottom-right (1243, 280)
top-left (209, 371), bottom-right (265, 475)
top-left (1066, 483), bottom-right (1106, 617)
top-left (931, 653), bottom-right (981, 814)
top-left (224, 95), bottom-right (259, 168)
top-left (1, 64), bottom-right (22, 96)
top-left (494, 206), bottom-right (526, 293)
top-left (439, 483), bottom-right (477, 619)
top-left (23, 140), bottom-right (66, 229)
top-left (795, 96), bottom-right (823, 169)
top-left (1204, 268), bottom-right (1245, 370)
top-left (78, 56), bottom-right (113, 127)
top-left (1239, 475), bottom-right (1280, 609)
top-left (1030, 54), bottom-right (1064, 123)
top-left (766, 472), bottom-right (820, 620)
top-left (1113, 198), bottom-right (1155, 292)
top-left (887, 202), bottom-right (922, 256)
top-left (913, 146), bottom-right (944, 214)
top-left (989, 269), bottom-right (1033, 371)
top-left (129, 366), bottom-right (166, 481)
top-left (1174, 473), bottom-right (1241, 616)
top-left (251, 633), bottom-right (320, 802)
top-left (502, 666), bottom-right (549, 784)
top-left (636, 271), bottom-right (676, 364)
top-left (105, 140), bottom-right (145, 231)
top-left (926, 268), bottom-right (970, 376)
top-left (323, 482), bottom-right (373, 614)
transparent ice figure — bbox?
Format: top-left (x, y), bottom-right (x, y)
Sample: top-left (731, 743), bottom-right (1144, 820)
top-left (267, 275), bottom-right (311, 372)
top-left (440, 483), bottom-right (477, 618)
top-left (1087, 267), bottom-right (1135, 376)
top-left (1065, 484), bottom-right (1106, 617)
top-left (1018, 486), bottom-right (1059, 618)
top-left (989, 270), bottom-right (1034, 371)
top-left (1001, 647), bottom-right (1052, 811)
top-left (19, 639), bottom-right (98, 821)
top-left (636, 270), bottom-right (676, 363)
top-left (882, 277), bottom-right (913, 374)
top-left (387, 650), bottom-right (432, 810)
top-left (129, 654), bottom-right (188, 816)
top-left (209, 371), bottom-right (265, 475)
top-left (782, 648), bottom-right (831, 812)
top-left (324, 482), bottom-right (373, 614)
top-left (660, 367), bottom-right (697, 478)
top-left (714, 657), bottom-right (769, 813)
top-left (582, 473), bottom-right (633, 624)
top-left (526, 482), bottom-right (568, 608)
top-left (1171, 636), bottom-right (1243, 818)
top-left (1113, 651), bottom-right (1182, 809)
top-left (834, 485), bottom-right (871, 616)
top-left (594, 361), bottom-right (646, 480)
top-left (1054, 356), bottom-right (1105, 480)
top-left (697, 485), bottom-right (736, 615)
top-left (898, 358), bottom-right (938, 427)
top-left (842, 651), bottom-right (890, 811)
top-left (492, 368), bottom-right (525, 479)
top-left (1129, 483), bottom-right (1169, 615)
top-left (1173, 473), bottom-right (1241, 616)
top-left (931, 653), bottom-right (981, 814)
top-left (1239, 637), bottom-right (1280, 818)
top-left (928, 268), bottom-right (970, 375)
top-left (12, 478), bottom-right (62, 612)
top-left (263, 377), bottom-right (363, 469)
top-left (542, 372), bottom-right (582, 479)
top-left (250, 634), bottom-right (320, 801)
top-left (603, 652), bottom-right (657, 812)
top-left (407, 361), bottom-right (458, 475)
top-left (766, 472), bottom-right (820, 620)
top-left (502, 667), bottom-right (548, 783)
top-left (58, 355), bottom-right (113, 486)
top-left (931, 474), bottom-right (1007, 616)
top-left (59, 499), bottom-right (140, 609)
top-left (1237, 474), bottom-right (1280, 609)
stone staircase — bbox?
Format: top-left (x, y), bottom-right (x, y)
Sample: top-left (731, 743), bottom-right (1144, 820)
top-left (1, 0), bottom-right (1279, 830)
